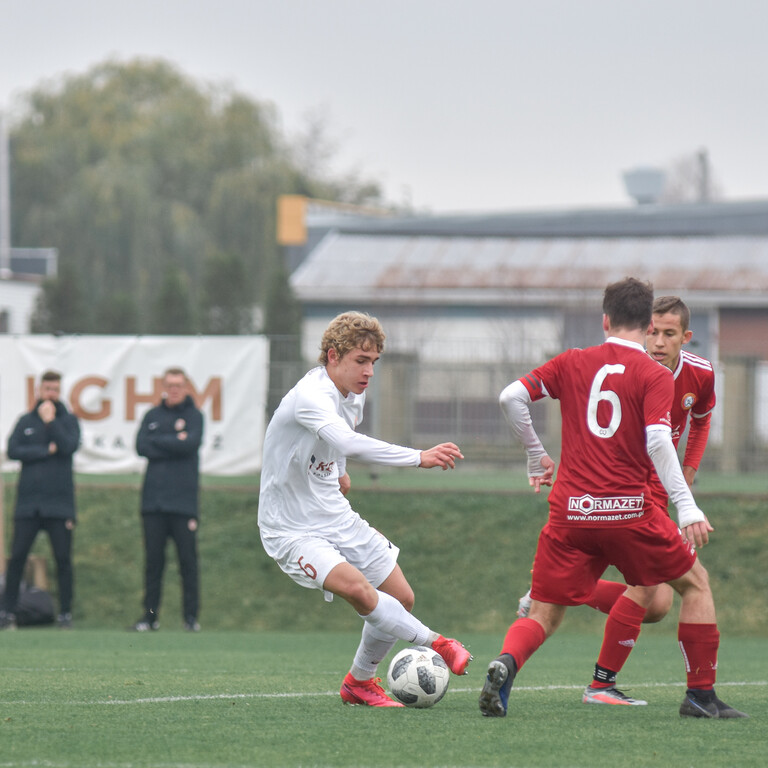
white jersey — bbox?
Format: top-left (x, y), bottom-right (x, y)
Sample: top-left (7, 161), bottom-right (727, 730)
top-left (258, 366), bottom-right (420, 535)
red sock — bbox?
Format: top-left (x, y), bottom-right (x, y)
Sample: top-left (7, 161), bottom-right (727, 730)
top-left (585, 580), bottom-right (626, 614)
top-left (500, 617), bottom-right (547, 671)
top-left (593, 596), bottom-right (646, 688)
top-left (678, 622), bottom-right (719, 690)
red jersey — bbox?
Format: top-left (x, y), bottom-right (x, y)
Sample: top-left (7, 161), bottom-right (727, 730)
top-left (669, 350), bottom-right (716, 455)
top-left (521, 337), bottom-right (673, 528)
top-left (648, 349), bottom-right (715, 510)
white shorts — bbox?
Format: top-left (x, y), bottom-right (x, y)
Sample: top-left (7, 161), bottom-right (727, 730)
top-left (260, 513), bottom-right (400, 601)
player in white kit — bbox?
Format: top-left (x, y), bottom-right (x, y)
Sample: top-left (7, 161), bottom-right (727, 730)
top-left (258, 311), bottom-right (471, 707)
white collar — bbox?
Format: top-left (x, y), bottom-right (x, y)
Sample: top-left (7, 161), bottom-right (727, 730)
top-left (605, 336), bottom-right (646, 354)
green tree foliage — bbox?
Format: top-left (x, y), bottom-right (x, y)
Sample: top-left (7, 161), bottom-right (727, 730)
top-left (263, 258), bottom-right (305, 416)
top-left (153, 265), bottom-right (196, 334)
top-left (30, 263), bottom-right (86, 333)
top-left (11, 58), bottom-right (382, 335)
top-left (201, 248), bottom-right (254, 334)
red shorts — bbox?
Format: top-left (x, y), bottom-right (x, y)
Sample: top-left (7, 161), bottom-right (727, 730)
top-left (530, 512), bottom-right (697, 606)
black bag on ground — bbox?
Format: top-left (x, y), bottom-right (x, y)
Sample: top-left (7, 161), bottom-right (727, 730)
top-left (1, 583), bottom-right (56, 626)
top-left (17, 586), bottom-right (56, 626)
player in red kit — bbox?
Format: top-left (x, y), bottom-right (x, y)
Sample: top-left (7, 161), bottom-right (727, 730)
top-left (479, 279), bottom-right (746, 720)
top-left (648, 296), bottom-right (715, 497)
top-left (585, 296), bottom-right (717, 622)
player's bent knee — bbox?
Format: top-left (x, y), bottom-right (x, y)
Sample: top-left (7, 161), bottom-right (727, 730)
top-left (326, 568), bottom-right (378, 613)
top-left (688, 559), bottom-right (711, 590)
top-left (343, 584), bottom-right (379, 614)
top-left (379, 584), bottom-right (414, 612)
top-left (398, 589), bottom-right (415, 613)
top-left (642, 603), bottom-right (672, 623)
top-left (670, 559), bottom-right (711, 597)
top-left (643, 584), bottom-right (674, 623)
top-left (643, 604), bottom-right (673, 623)
top-left (377, 565), bottom-right (415, 611)
top-left (528, 602), bottom-right (565, 637)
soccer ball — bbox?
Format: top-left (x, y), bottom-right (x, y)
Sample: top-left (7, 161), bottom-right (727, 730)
top-left (386, 646), bottom-right (450, 708)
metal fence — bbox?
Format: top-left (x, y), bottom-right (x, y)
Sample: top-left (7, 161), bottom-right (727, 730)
top-left (265, 336), bottom-right (767, 474)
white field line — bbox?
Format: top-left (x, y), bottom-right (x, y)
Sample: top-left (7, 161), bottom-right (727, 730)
top-left (0, 684), bottom-right (764, 768)
top-left (49, 678), bottom-right (768, 706)
top-left (1, 680), bottom-right (763, 707)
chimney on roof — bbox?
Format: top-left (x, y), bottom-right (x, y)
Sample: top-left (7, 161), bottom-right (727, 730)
top-left (622, 167), bottom-right (666, 205)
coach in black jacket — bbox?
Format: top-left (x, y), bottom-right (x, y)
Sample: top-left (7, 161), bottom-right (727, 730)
top-left (131, 367), bottom-right (204, 632)
top-left (0, 370), bottom-right (80, 630)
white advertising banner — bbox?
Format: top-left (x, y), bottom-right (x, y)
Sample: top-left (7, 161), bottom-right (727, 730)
top-left (0, 335), bottom-right (270, 475)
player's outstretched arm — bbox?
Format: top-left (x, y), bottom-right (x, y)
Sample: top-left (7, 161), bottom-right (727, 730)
top-left (419, 443), bottom-right (464, 470)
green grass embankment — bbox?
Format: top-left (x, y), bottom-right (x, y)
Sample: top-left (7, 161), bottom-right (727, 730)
top-left (2, 474), bottom-right (766, 635)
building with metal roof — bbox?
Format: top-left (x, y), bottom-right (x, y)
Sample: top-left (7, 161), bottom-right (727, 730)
top-left (289, 198), bottom-right (768, 361)
top-left (283, 197), bottom-right (768, 470)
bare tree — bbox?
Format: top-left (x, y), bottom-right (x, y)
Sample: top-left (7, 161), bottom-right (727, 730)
top-left (660, 148), bottom-right (723, 203)
top-left (290, 105), bottom-right (385, 207)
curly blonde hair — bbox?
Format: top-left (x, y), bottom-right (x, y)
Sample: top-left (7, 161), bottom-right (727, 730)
top-left (319, 311), bottom-right (386, 365)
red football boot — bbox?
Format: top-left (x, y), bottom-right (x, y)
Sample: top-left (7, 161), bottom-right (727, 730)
top-left (432, 635), bottom-right (472, 675)
top-left (340, 673), bottom-right (404, 707)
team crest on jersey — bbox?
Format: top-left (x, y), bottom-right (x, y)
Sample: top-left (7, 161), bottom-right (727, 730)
top-left (307, 454), bottom-right (336, 479)
top-left (681, 392), bottom-right (697, 411)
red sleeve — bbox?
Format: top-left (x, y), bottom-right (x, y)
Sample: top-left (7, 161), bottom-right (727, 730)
top-left (684, 364), bottom-right (715, 469)
top-left (521, 350), bottom-right (572, 402)
top-left (519, 371), bottom-right (546, 401)
top-left (683, 412), bottom-right (711, 470)
top-left (692, 370), bottom-right (716, 418)
top-left (645, 365), bottom-right (674, 430)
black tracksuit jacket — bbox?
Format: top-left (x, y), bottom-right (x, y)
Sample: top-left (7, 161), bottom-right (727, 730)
top-left (136, 394), bottom-right (203, 517)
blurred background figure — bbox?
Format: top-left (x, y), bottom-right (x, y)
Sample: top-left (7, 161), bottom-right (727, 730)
top-left (0, 370), bottom-right (80, 630)
top-left (130, 367), bottom-right (204, 632)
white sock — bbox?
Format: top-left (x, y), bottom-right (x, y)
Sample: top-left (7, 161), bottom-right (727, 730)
top-left (360, 590), bottom-right (431, 646)
top-left (350, 622), bottom-right (398, 680)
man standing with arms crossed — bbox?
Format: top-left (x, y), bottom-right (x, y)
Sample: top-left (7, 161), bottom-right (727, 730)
top-left (479, 278), bottom-right (746, 720)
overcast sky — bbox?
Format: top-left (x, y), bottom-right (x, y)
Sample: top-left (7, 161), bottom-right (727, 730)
top-left (2, 0), bottom-right (766, 213)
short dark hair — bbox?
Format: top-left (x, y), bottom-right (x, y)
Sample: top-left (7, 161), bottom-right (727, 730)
top-left (41, 370), bottom-right (62, 383)
top-left (163, 367), bottom-right (188, 380)
top-left (653, 295), bottom-right (690, 332)
top-left (602, 278), bottom-right (653, 331)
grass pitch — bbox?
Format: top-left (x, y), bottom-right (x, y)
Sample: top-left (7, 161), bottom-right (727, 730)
top-left (0, 628), bottom-right (765, 768)
top-left (1, 473), bottom-right (766, 766)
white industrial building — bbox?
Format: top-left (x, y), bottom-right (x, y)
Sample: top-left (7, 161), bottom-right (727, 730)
top-left (284, 197), bottom-right (768, 470)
